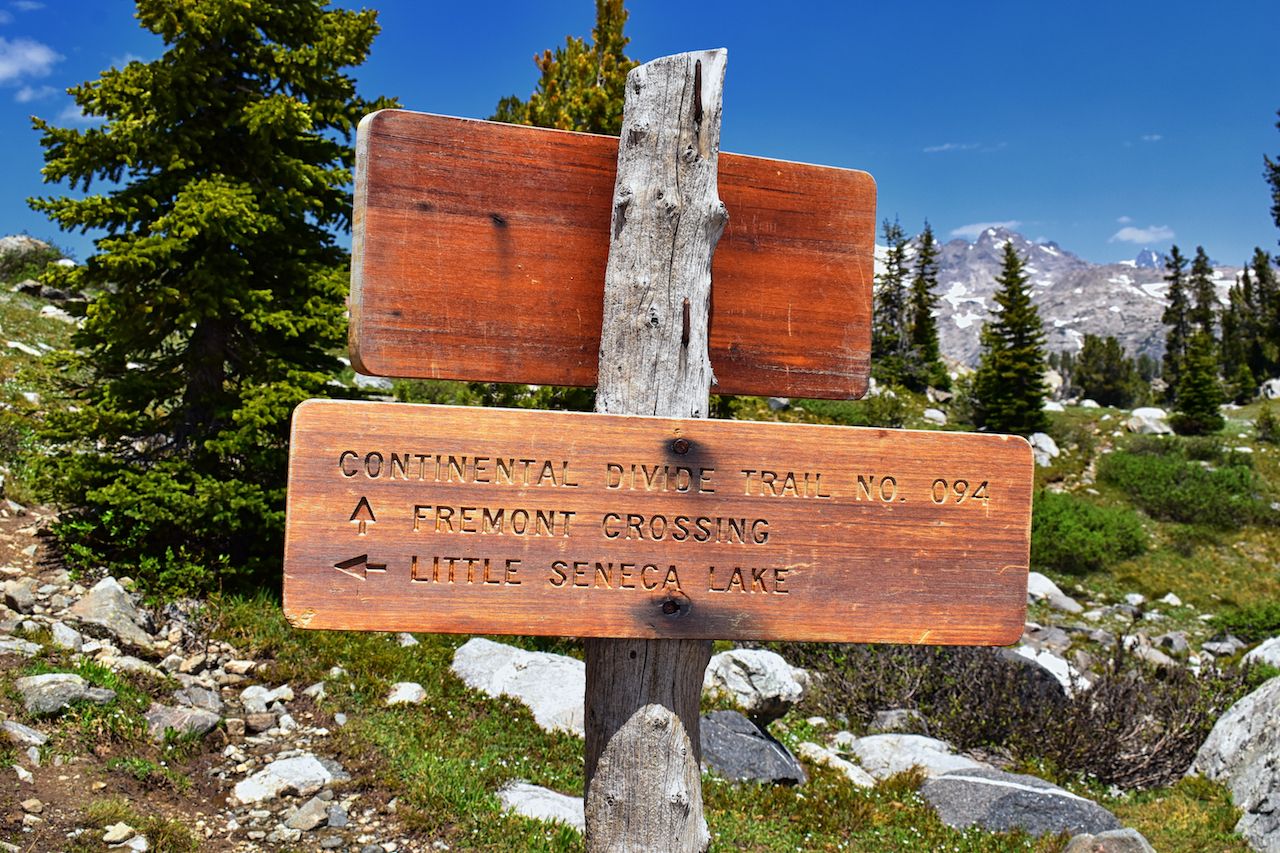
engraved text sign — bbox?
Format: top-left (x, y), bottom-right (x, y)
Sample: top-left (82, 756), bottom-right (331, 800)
top-left (283, 401), bottom-right (1032, 644)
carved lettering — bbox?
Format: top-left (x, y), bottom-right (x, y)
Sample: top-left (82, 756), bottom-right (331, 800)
top-left (599, 512), bottom-right (769, 544)
top-left (413, 504), bottom-right (575, 537)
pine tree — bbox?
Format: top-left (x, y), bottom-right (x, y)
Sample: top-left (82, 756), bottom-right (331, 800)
top-left (1161, 245), bottom-right (1191, 396)
top-left (973, 243), bottom-right (1049, 435)
top-left (1249, 248), bottom-right (1280, 380)
top-left (1074, 334), bottom-right (1141, 408)
top-left (904, 222), bottom-right (948, 390)
top-left (492, 0), bottom-right (636, 136)
top-left (1171, 332), bottom-right (1225, 435)
top-left (29, 0), bottom-right (394, 593)
top-left (1266, 108), bottom-right (1280, 234)
top-left (1220, 267), bottom-right (1256, 403)
top-left (1188, 245), bottom-right (1217, 338)
top-left (871, 218), bottom-right (909, 383)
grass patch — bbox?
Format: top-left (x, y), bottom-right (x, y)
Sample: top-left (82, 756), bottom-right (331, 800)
top-left (1213, 598), bottom-right (1280, 643)
top-left (81, 795), bottom-right (200, 852)
top-left (1110, 776), bottom-right (1249, 852)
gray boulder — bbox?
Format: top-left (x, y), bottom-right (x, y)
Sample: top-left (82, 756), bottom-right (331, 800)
top-left (15, 673), bottom-right (115, 715)
top-left (1026, 571), bottom-right (1084, 614)
top-left (703, 648), bottom-right (810, 724)
top-left (1244, 636), bottom-right (1280, 669)
top-left (69, 577), bottom-right (154, 652)
top-left (922, 767), bottom-right (1122, 837)
top-left (1, 721), bottom-right (47, 747)
top-left (144, 703), bottom-right (220, 741)
top-left (1190, 676), bottom-right (1280, 851)
top-left (3, 579), bottom-right (36, 614)
top-left (701, 710), bottom-right (806, 785)
top-left (173, 685), bottom-right (223, 714)
top-left (233, 754), bottom-right (335, 804)
top-left (831, 732), bottom-right (985, 780)
top-left (49, 621), bottom-right (83, 652)
top-left (1030, 432), bottom-right (1060, 467)
top-left (497, 781), bottom-right (584, 833)
top-left (1063, 828), bottom-right (1156, 852)
top-left (285, 796), bottom-right (330, 831)
top-left (1125, 408), bottom-right (1172, 435)
top-left (794, 741), bottom-right (875, 787)
top-left (451, 638), bottom-right (584, 737)
top-left (0, 636), bottom-right (42, 657)
top-left (1260, 378), bottom-right (1280, 400)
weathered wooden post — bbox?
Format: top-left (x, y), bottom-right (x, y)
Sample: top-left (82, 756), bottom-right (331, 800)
top-left (585, 49), bottom-right (727, 851)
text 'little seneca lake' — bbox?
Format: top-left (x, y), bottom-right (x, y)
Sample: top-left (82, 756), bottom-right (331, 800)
top-left (322, 451), bottom-right (996, 596)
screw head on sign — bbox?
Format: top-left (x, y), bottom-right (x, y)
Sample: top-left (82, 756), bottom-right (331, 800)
top-left (671, 438), bottom-right (690, 455)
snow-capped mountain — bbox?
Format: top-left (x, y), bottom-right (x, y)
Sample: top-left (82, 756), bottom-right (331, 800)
top-left (877, 226), bottom-right (1240, 368)
top-left (1132, 248), bottom-right (1164, 269)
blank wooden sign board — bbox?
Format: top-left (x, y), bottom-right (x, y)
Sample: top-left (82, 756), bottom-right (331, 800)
top-left (349, 110), bottom-right (875, 400)
top-left (283, 401), bottom-right (1032, 645)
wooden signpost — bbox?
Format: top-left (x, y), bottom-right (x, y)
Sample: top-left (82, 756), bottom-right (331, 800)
top-left (284, 402), bottom-right (1030, 645)
top-left (284, 47), bottom-right (1032, 853)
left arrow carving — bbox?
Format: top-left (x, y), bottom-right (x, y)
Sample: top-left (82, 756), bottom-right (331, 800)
top-left (333, 554), bottom-right (387, 581)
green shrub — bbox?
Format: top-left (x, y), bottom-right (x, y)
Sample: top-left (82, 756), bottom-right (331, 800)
top-left (1031, 491), bottom-right (1147, 573)
top-left (797, 386), bottom-right (909, 428)
top-left (1098, 445), bottom-right (1274, 529)
top-left (1213, 599), bottom-right (1280, 643)
top-left (1257, 403), bottom-right (1279, 444)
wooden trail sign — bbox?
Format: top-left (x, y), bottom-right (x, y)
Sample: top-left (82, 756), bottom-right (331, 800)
top-left (349, 109), bottom-right (876, 400)
top-left (282, 400), bottom-right (1032, 645)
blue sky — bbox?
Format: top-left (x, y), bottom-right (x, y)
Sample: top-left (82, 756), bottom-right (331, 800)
top-left (0, 0), bottom-right (1276, 266)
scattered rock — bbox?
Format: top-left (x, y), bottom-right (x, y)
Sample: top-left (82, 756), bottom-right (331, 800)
top-left (245, 712), bottom-right (278, 734)
top-left (174, 684), bottom-right (223, 714)
top-left (1063, 827), bottom-right (1157, 852)
top-left (703, 648), bottom-right (810, 724)
top-left (327, 803), bottom-right (348, 828)
top-left (1, 721), bottom-right (47, 747)
top-left (144, 703), bottom-right (220, 741)
top-left (922, 767), bottom-right (1122, 837)
top-left (3, 579), bottom-right (35, 614)
top-left (286, 795), bottom-right (330, 831)
top-left (49, 621), bottom-right (83, 651)
top-left (1043, 400), bottom-right (1065, 412)
top-left (923, 407), bottom-right (947, 425)
top-left (14, 673), bottom-right (116, 715)
top-left (233, 754), bottom-right (336, 804)
top-left (1014, 645), bottom-right (1082, 695)
top-left (1079, 399), bottom-right (1101, 409)
top-left (69, 577), bottom-right (155, 651)
top-left (0, 636), bottom-right (42, 657)
top-left (1159, 592), bottom-right (1183, 607)
top-left (451, 637), bottom-right (584, 737)
top-left (19, 798), bottom-right (42, 814)
top-left (386, 682), bottom-right (426, 706)
top-left (1030, 432), bottom-right (1060, 467)
top-left (1202, 635), bottom-right (1247, 657)
top-left (795, 741), bottom-right (875, 787)
top-left (701, 710), bottom-right (806, 785)
top-left (1190, 676), bottom-right (1280, 850)
top-left (1260, 378), bottom-right (1280, 400)
top-left (103, 822), bottom-right (136, 843)
top-left (831, 733), bottom-right (986, 780)
top-left (1125, 408), bottom-right (1172, 435)
top-left (396, 632), bottom-right (418, 647)
top-left (497, 781), bottom-right (584, 833)
top-left (1025, 572), bottom-right (1083, 614)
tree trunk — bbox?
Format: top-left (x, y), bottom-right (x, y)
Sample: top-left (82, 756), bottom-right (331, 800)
top-left (585, 49), bottom-right (728, 853)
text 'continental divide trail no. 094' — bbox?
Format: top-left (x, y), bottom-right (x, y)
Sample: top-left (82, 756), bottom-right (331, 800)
top-left (283, 401), bottom-right (1032, 645)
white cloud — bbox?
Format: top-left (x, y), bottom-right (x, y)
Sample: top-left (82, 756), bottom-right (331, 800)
top-left (950, 220), bottom-right (1022, 239)
top-left (1110, 225), bottom-right (1174, 244)
top-left (14, 82), bottom-right (52, 101)
top-left (1140, 134), bottom-right (1163, 143)
top-left (56, 102), bottom-right (98, 124)
top-left (923, 142), bottom-right (980, 154)
top-left (1116, 215), bottom-right (1132, 224)
top-left (110, 52), bottom-right (144, 68)
top-left (0, 36), bottom-right (59, 83)
top-left (0, 11), bottom-right (12, 24)
top-left (11, 2), bottom-right (45, 10)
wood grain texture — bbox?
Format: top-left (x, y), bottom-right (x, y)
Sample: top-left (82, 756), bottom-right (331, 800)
top-left (281, 400), bottom-right (1033, 645)
top-left (348, 109), bottom-right (875, 400)
top-left (585, 50), bottom-right (725, 853)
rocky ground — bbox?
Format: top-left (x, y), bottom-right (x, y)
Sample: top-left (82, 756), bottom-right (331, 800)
top-left (0, 503), bottom-right (432, 852)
